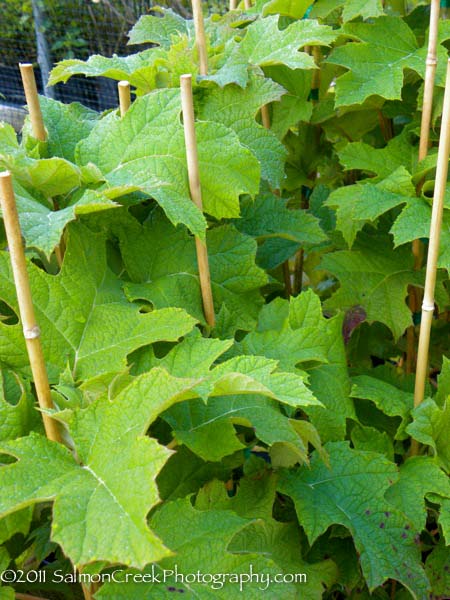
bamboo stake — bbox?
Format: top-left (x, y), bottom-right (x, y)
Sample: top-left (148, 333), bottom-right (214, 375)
top-left (118, 80), bottom-right (131, 116)
top-left (418, 0), bottom-right (440, 162)
top-left (414, 58), bottom-right (450, 412)
top-left (0, 172), bottom-right (61, 443)
top-left (244, 0), bottom-right (252, 9)
top-left (19, 63), bottom-right (46, 142)
top-left (407, 0), bottom-right (440, 373)
top-left (180, 75), bottom-right (215, 327)
top-left (229, 0), bottom-right (237, 8)
top-left (191, 0), bottom-right (208, 76)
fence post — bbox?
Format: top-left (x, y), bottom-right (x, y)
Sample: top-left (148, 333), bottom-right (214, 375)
top-left (31, 0), bottom-right (55, 99)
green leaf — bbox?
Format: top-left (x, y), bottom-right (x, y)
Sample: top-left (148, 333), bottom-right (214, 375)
top-left (98, 497), bottom-right (299, 598)
top-left (337, 131), bottom-right (417, 179)
top-left (128, 9), bottom-right (191, 48)
top-left (278, 442), bottom-right (430, 597)
top-left (156, 445), bottom-right (233, 502)
top-left (407, 398), bottom-right (450, 473)
top-left (264, 66), bottom-right (314, 139)
top-left (385, 457), bottom-right (450, 533)
top-left (321, 234), bottom-right (423, 339)
top-left (0, 223), bottom-right (197, 381)
top-left (38, 96), bottom-right (99, 163)
top-left (11, 181), bottom-right (118, 258)
top-left (327, 16), bottom-right (440, 106)
top-left (235, 187), bottom-right (327, 247)
top-left (230, 518), bottom-right (338, 599)
top-left (436, 356), bottom-right (450, 406)
top-left (263, 0), bottom-right (312, 19)
top-left (0, 370), bottom-right (40, 443)
top-left (311, 0), bottom-right (384, 22)
top-left (0, 508), bottom-right (32, 546)
top-left (240, 16), bottom-right (337, 70)
top-left (197, 74), bottom-right (286, 188)
top-left (350, 375), bottom-right (413, 439)
top-left (163, 393), bottom-right (315, 462)
top-left (236, 290), bottom-right (332, 369)
top-left (49, 49), bottom-right (163, 93)
top-left (425, 544), bottom-right (450, 600)
top-left (120, 211), bottom-right (267, 331)
top-left (0, 154), bottom-right (82, 200)
top-left (351, 424), bottom-right (394, 461)
top-left (76, 89), bottom-right (260, 237)
top-left (0, 368), bottom-right (200, 568)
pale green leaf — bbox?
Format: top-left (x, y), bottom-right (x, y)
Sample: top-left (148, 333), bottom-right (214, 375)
top-left (241, 16), bottom-right (336, 70)
top-left (263, 0), bottom-right (312, 18)
top-left (327, 16), bottom-right (443, 106)
top-left (120, 211), bottom-right (267, 331)
top-left (0, 223), bottom-right (197, 381)
top-left (0, 368), bottom-right (200, 568)
top-left (197, 74), bottom-right (286, 188)
top-left (311, 0), bottom-right (384, 22)
top-left (11, 181), bottom-right (118, 258)
top-left (49, 49), bottom-right (163, 93)
top-left (38, 96), bottom-right (99, 163)
top-left (128, 9), bottom-right (190, 47)
top-left (76, 89), bottom-right (260, 237)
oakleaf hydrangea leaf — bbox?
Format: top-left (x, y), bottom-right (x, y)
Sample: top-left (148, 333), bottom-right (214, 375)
top-left (11, 181), bottom-right (118, 258)
top-left (311, 0), bottom-right (384, 22)
top-left (350, 375), bottom-right (413, 439)
top-left (128, 9), bottom-right (191, 48)
top-left (327, 16), bottom-right (449, 107)
top-left (37, 96), bottom-right (99, 163)
top-left (119, 210), bottom-right (267, 331)
top-left (0, 370), bottom-right (40, 442)
top-left (49, 49), bottom-right (163, 94)
top-left (235, 187), bottom-right (327, 247)
top-left (0, 368), bottom-right (200, 568)
top-left (278, 442), bottom-right (430, 598)
top-left (76, 89), bottom-right (260, 237)
top-left (235, 290), bottom-right (354, 441)
top-left (321, 234), bottom-right (424, 339)
top-left (263, 0), bottom-right (312, 19)
top-left (0, 223), bottom-right (197, 381)
top-left (197, 74), bottom-right (286, 188)
top-left (98, 497), bottom-right (299, 598)
top-left (264, 66), bottom-right (314, 139)
top-left (385, 457), bottom-right (450, 533)
top-left (407, 398), bottom-right (450, 473)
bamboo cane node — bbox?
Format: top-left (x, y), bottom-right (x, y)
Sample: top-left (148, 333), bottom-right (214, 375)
top-left (421, 301), bottom-right (435, 312)
top-left (23, 325), bottom-right (41, 339)
top-left (426, 58), bottom-right (437, 66)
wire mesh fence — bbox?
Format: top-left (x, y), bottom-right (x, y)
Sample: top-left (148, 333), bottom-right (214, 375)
top-left (0, 0), bottom-right (226, 125)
